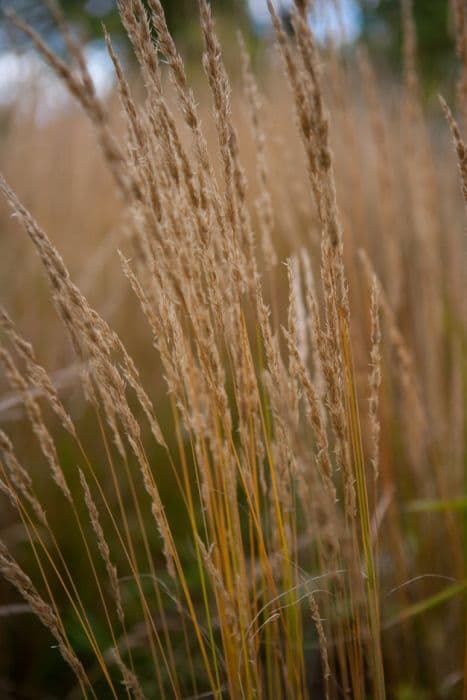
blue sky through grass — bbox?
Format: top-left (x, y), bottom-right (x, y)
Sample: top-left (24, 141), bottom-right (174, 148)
top-left (0, 1), bottom-right (363, 113)
top-left (248, 0), bottom-right (362, 42)
top-left (82, 0), bottom-right (363, 41)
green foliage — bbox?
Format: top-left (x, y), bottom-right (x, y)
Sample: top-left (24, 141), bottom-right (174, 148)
top-left (395, 684), bottom-right (429, 700)
top-left (360, 0), bottom-right (455, 91)
top-left (1, 0), bottom-right (251, 73)
top-left (5, 0), bottom-right (249, 42)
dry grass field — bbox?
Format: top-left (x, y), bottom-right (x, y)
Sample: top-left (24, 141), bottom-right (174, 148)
top-left (0, 1), bottom-right (466, 698)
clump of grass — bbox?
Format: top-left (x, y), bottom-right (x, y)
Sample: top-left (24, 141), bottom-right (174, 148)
top-left (0, 0), bottom-right (465, 698)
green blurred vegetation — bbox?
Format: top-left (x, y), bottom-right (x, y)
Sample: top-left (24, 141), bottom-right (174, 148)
top-left (360, 0), bottom-right (455, 91)
top-left (0, 0), bottom-right (250, 44)
top-left (0, 0), bottom-right (252, 77)
top-left (63, 0), bottom-right (249, 39)
top-left (0, 1), bottom-right (459, 88)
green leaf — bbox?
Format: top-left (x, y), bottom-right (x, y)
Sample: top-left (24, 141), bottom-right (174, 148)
top-left (405, 497), bottom-right (467, 513)
top-left (385, 580), bottom-right (467, 628)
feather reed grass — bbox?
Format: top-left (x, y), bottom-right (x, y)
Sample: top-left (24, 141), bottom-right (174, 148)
top-left (0, 1), bottom-right (465, 698)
